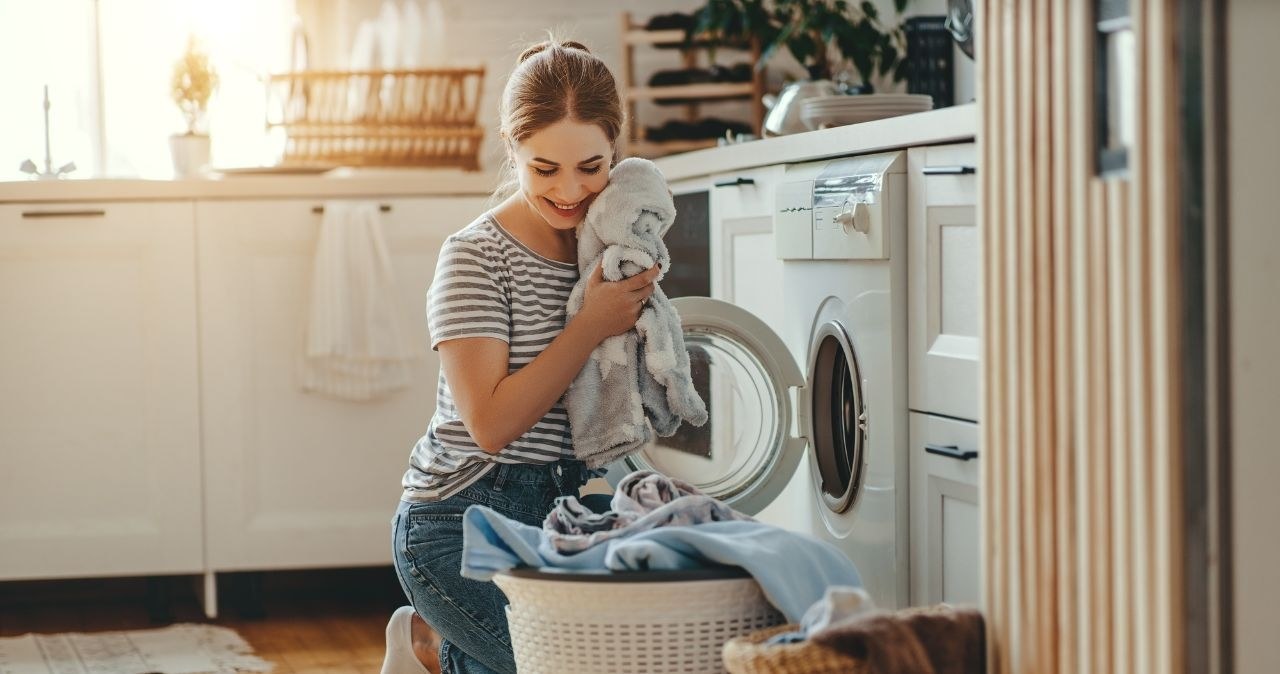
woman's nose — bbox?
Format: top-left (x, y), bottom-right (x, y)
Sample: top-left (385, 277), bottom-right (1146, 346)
top-left (554, 174), bottom-right (588, 199)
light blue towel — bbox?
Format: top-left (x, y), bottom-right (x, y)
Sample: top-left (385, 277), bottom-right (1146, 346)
top-left (461, 504), bottom-right (863, 623)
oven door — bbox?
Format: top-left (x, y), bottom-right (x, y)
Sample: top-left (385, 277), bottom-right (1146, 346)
top-left (604, 297), bottom-right (807, 516)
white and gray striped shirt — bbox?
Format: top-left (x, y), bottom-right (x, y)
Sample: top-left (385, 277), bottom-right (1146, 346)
top-left (401, 213), bottom-right (579, 502)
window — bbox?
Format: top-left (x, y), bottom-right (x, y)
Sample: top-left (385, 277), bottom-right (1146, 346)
top-left (1, 0), bottom-right (296, 180)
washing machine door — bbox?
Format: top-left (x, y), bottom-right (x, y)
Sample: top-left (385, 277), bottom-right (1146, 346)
top-left (607, 297), bottom-right (807, 516)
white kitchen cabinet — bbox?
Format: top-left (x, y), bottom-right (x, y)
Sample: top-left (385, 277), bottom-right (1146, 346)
top-left (709, 165), bottom-right (785, 324)
top-left (0, 202), bottom-right (204, 580)
top-left (196, 196), bottom-right (486, 573)
top-left (908, 143), bottom-right (980, 422)
top-left (909, 411), bottom-right (981, 606)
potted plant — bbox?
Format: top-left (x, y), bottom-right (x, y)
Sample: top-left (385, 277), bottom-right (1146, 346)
top-left (689, 0), bottom-right (911, 135)
top-left (689, 0), bottom-right (910, 90)
top-left (169, 34), bottom-right (218, 177)
top-left (771, 0), bottom-right (910, 91)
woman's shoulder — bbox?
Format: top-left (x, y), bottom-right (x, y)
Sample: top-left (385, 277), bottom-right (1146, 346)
top-left (441, 213), bottom-right (509, 261)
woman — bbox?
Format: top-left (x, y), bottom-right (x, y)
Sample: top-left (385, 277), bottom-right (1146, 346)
top-left (382, 40), bottom-right (659, 674)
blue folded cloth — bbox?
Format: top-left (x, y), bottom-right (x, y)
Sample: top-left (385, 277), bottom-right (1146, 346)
top-left (461, 504), bottom-right (863, 623)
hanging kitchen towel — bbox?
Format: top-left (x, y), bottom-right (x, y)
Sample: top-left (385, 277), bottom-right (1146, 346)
top-left (300, 201), bottom-right (415, 401)
top-left (565, 158), bottom-right (708, 468)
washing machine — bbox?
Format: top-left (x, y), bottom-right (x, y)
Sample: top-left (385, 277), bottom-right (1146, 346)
top-left (611, 151), bottom-right (911, 609)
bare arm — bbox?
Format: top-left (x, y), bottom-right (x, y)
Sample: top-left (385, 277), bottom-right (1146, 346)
top-left (440, 263), bottom-right (661, 453)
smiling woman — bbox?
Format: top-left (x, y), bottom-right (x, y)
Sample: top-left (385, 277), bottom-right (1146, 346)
top-left (384, 40), bottom-right (661, 674)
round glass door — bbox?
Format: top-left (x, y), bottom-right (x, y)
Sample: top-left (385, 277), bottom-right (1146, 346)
top-left (615, 297), bottom-right (805, 516)
top-left (807, 320), bottom-right (867, 514)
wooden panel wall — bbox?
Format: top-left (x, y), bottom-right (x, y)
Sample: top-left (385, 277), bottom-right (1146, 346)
top-left (978, 1), bottom-right (1185, 672)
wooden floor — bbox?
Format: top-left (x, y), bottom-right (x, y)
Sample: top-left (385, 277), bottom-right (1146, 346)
top-left (0, 567), bottom-right (407, 674)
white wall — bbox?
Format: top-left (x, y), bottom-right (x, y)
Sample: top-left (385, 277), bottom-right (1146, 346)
top-left (295, 0), bottom-right (964, 170)
top-left (1228, 1), bottom-right (1280, 672)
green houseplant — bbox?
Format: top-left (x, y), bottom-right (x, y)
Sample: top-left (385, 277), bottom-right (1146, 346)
top-left (690, 0), bottom-right (911, 92)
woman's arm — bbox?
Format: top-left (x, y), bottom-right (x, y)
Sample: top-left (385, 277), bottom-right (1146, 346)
top-left (440, 263), bottom-right (660, 453)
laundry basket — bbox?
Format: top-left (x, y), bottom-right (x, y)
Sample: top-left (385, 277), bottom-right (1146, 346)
top-left (492, 567), bottom-right (785, 674)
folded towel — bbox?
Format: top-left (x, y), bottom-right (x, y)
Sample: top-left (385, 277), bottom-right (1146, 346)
top-left (460, 505), bottom-right (863, 623)
top-left (810, 605), bottom-right (987, 674)
top-left (300, 201), bottom-right (415, 401)
top-left (565, 158), bottom-right (708, 468)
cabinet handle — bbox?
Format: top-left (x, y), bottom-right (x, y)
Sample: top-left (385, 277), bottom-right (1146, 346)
top-left (713, 177), bottom-right (755, 188)
top-left (21, 209), bottom-right (107, 219)
top-left (921, 165), bottom-right (977, 175)
top-left (311, 204), bottom-right (392, 214)
top-left (925, 443), bottom-right (979, 461)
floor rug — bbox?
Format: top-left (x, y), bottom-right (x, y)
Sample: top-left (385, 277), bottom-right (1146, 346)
top-left (0, 623), bottom-right (273, 674)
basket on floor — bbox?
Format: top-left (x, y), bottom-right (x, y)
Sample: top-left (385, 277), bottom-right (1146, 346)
top-left (721, 624), bottom-right (865, 674)
top-left (266, 68), bottom-right (486, 170)
top-left (493, 567), bottom-right (785, 674)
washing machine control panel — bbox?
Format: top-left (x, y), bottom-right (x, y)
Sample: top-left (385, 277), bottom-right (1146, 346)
top-left (774, 151), bottom-right (906, 261)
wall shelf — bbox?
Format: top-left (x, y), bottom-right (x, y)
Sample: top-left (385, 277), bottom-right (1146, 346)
top-left (619, 12), bottom-right (764, 159)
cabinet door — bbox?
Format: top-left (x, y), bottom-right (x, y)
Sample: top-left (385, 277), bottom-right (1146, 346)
top-left (909, 411), bottom-right (981, 607)
top-left (709, 165), bottom-right (784, 318)
top-left (197, 196), bottom-right (486, 571)
top-left (908, 143), bottom-right (981, 421)
top-left (0, 202), bottom-right (203, 579)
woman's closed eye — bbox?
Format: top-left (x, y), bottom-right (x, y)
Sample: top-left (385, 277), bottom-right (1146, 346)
top-left (531, 164), bottom-right (603, 177)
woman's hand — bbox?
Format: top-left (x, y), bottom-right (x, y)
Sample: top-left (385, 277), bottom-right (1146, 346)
top-left (576, 261), bottom-right (660, 342)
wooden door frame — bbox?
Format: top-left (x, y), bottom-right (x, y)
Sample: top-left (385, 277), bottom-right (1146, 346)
top-left (1176, 0), bottom-right (1231, 672)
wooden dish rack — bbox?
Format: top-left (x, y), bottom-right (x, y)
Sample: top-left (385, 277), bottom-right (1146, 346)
top-left (266, 67), bottom-right (486, 170)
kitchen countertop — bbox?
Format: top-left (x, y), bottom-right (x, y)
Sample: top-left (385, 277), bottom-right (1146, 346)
top-left (0, 103), bottom-right (975, 203)
top-left (654, 103), bottom-right (976, 182)
top-left (0, 167), bottom-right (499, 203)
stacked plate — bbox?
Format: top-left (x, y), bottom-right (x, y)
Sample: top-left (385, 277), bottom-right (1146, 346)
top-left (800, 94), bottom-right (934, 130)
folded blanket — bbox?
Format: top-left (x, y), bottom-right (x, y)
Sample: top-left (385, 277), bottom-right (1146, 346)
top-left (543, 470), bottom-right (753, 553)
top-left (811, 605), bottom-right (987, 674)
top-left (565, 158), bottom-right (708, 468)
top-left (460, 505), bottom-right (863, 623)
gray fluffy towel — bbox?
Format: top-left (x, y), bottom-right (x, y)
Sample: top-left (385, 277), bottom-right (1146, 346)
top-left (565, 158), bottom-right (708, 468)
top-left (542, 470), bottom-right (752, 553)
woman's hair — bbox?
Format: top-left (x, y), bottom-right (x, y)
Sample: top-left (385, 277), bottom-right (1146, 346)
top-left (491, 38), bottom-right (623, 201)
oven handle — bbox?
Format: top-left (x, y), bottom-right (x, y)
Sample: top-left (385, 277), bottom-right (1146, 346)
top-left (925, 443), bottom-right (979, 461)
top-left (713, 177), bottom-right (755, 188)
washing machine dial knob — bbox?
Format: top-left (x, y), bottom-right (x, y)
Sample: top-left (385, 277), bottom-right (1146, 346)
top-left (836, 196), bottom-right (872, 235)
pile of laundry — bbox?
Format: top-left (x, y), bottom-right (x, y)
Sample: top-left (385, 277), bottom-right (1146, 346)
top-left (460, 470), bottom-right (862, 623)
top-left (724, 587), bottom-right (986, 674)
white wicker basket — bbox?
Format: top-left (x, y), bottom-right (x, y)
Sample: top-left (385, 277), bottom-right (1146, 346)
top-left (493, 568), bottom-right (784, 674)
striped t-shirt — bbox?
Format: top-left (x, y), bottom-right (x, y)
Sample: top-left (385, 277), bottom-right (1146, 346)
top-left (401, 212), bottom-right (579, 502)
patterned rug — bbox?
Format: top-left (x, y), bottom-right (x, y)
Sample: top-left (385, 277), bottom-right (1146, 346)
top-left (0, 623), bottom-right (272, 674)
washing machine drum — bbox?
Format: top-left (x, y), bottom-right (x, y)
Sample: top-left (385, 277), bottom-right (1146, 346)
top-left (807, 320), bottom-right (868, 514)
top-left (606, 297), bottom-right (866, 519)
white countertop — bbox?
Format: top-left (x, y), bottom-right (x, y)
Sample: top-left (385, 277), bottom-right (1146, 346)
top-left (0, 103), bottom-right (975, 203)
top-left (0, 167), bottom-right (499, 203)
top-left (654, 103), bottom-right (977, 182)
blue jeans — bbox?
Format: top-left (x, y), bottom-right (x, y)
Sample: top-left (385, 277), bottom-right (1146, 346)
top-left (392, 460), bottom-right (608, 674)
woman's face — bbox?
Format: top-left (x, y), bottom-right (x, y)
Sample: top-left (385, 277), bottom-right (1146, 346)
top-left (511, 118), bottom-right (613, 231)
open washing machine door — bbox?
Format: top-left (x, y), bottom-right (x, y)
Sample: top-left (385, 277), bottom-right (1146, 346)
top-left (604, 297), bottom-right (808, 516)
